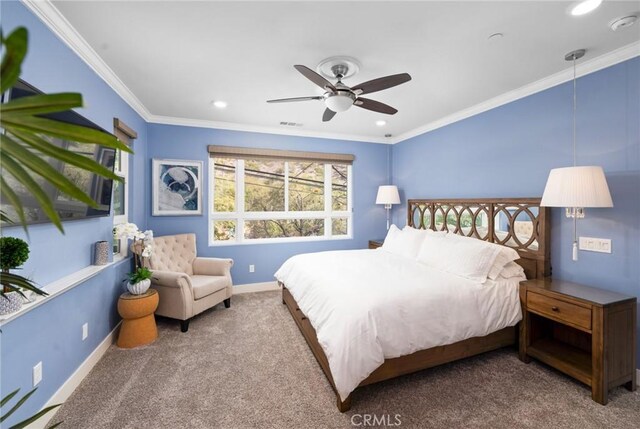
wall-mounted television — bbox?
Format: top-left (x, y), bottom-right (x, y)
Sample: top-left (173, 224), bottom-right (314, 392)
top-left (1, 79), bottom-right (117, 226)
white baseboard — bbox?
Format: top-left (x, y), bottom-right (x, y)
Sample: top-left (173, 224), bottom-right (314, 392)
top-left (232, 281), bottom-right (280, 295)
top-left (32, 322), bottom-right (121, 429)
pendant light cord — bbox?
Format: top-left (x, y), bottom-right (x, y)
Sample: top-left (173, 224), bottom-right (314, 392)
top-left (572, 54), bottom-right (578, 256)
top-left (572, 55), bottom-right (577, 168)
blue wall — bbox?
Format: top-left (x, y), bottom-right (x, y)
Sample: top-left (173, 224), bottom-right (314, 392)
top-left (2, 3), bottom-right (639, 426)
top-left (391, 57), bottom-right (640, 367)
top-left (1, 3), bottom-right (148, 426)
top-left (146, 124), bottom-right (390, 285)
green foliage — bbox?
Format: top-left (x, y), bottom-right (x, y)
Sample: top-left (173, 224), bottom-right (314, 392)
top-left (0, 26), bottom-right (133, 301)
top-left (0, 27), bottom-right (133, 234)
top-left (0, 237), bottom-right (29, 271)
top-left (128, 267), bottom-right (152, 284)
top-left (1, 388), bottom-right (61, 429)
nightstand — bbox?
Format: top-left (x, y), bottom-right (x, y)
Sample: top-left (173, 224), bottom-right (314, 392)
top-left (368, 240), bottom-right (383, 249)
top-left (519, 278), bottom-right (636, 404)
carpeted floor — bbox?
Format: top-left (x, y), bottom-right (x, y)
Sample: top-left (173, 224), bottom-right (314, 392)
top-left (48, 291), bottom-right (639, 429)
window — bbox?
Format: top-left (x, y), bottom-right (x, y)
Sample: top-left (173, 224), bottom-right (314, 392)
top-left (209, 146), bottom-right (353, 245)
top-left (112, 119), bottom-right (137, 257)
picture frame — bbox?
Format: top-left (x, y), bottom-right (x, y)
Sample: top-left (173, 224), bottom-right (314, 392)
top-left (152, 159), bottom-right (203, 216)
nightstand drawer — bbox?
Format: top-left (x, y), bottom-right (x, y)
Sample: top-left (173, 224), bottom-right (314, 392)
top-left (527, 291), bottom-right (592, 331)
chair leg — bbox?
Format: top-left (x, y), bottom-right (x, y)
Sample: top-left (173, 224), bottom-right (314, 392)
top-left (223, 298), bottom-right (231, 308)
top-left (180, 319), bottom-right (190, 333)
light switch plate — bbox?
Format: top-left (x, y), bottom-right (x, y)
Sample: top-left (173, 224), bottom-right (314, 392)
top-left (33, 362), bottom-right (42, 387)
top-left (82, 323), bottom-right (88, 341)
top-left (578, 237), bottom-right (612, 254)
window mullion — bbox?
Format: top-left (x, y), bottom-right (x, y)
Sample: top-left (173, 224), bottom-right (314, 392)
top-left (324, 164), bottom-right (331, 237)
top-left (237, 159), bottom-right (245, 243)
top-left (284, 162), bottom-right (289, 212)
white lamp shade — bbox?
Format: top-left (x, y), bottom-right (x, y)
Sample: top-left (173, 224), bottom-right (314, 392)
top-left (540, 166), bottom-right (613, 208)
top-left (376, 185), bottom-right (400, 205)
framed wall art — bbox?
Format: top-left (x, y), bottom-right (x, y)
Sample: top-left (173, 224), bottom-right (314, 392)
top-left (152, 159), bottom-right (203, 216)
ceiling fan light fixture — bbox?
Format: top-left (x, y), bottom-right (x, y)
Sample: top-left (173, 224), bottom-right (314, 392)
top-left (325, 93), bottom-right (354, 113)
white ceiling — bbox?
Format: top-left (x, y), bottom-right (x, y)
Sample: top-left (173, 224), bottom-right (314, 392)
top-left (46, 1), bottom-right (640, 143)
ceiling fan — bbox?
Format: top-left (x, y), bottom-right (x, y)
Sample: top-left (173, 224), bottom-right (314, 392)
top-left (267, 61), bottom-right (411, 122)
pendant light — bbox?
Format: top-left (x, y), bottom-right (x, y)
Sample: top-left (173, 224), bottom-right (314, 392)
top-left (540, 49), bottom-right (613, 261)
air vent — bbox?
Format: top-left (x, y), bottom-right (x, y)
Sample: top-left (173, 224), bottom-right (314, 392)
top-left (279, 121), bottom-right (304, 127)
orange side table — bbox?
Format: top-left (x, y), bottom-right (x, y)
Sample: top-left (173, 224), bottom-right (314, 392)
top-left (117, 289), bottom-right (159, 348)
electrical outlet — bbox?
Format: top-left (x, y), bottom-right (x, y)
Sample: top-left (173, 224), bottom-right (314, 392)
top-left (33, 362), bottom-right (42, 387)
top-left (249, 264), bottom-right (255, 273)
top-left (578, 237), bottom-right (612, 254)
top-left (82, 323), bottom-right (88, 341)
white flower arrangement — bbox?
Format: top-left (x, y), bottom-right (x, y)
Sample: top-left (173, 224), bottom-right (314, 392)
top-left (113, 223), bottom-right (154, 270)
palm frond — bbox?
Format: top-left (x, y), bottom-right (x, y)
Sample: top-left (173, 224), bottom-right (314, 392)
top-left (0, 272), bottom-right (47, 297)
top-left (10, 129), bottom-right (123, 182)
top-left (1, 134), bottom-right (100, 208)
top-left (0, 27), bottom-right (28, 93)
top-left (2, 92), bottom-right (82, 116)
top-left (0, 150), bottom-right (63, 231)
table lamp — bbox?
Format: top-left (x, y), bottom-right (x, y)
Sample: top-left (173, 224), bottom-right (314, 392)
top-left (376, 185), bottom-right (400, 230)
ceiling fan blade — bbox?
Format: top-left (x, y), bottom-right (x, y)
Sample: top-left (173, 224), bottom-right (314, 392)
top-left (294, 65), bottom-right (336, 92)
top-left (354, 98), bottom-right (398, 115)
top-left (267, 96), bottom-right (324, 103)
top-left (351, 73), bottom-right (411, 95)
top-left (322, 108), bottom-right (337, 122)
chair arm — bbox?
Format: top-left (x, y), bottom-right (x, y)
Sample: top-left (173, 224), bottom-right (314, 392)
top-left (151, 270), bottom-right (192, 289)
top-left (192, 257), bottom-right (234, 277)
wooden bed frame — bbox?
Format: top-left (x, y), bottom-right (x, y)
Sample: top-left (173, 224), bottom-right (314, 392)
top-left (281, 198), bottom-right (550, 411)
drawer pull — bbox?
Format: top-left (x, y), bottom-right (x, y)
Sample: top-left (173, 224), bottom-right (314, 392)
top-left (551, 306), bottom-right (559, 312)
top-left (301, 316), bottom-right (307, 320)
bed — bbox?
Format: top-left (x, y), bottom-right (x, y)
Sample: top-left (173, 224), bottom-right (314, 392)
top-left (276, 198), bottom-right (550, 411)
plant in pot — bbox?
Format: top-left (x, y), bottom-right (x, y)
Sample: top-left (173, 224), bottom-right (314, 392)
top-left (113, 223), bottom-right (154, 295)
top-left (0, 236), bottom-right (30, 315)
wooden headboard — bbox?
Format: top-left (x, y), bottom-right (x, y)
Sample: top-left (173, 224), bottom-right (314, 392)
top-left (407, 198), bottom-right (551, 279)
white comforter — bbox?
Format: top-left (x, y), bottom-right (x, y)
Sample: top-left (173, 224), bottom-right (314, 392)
top-left (274, 249), bottom-right (523, 400)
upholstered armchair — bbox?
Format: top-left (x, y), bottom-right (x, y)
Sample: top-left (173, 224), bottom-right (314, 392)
top-left (146, 233), bottom-right (233, 332)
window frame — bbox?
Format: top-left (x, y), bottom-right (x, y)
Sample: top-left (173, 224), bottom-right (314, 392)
top-left (112, 119), bottom-right (136, 260)
top-left (208, 158), bottom-right (353, 246)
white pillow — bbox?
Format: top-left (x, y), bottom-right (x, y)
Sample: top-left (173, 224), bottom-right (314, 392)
top-left (417, 233), bottom-right (502, 282)
top-left (499, 261), bottom-right (525, 279)
top-left (381, 225), bottom-right (425, 259)
top-left (445, 234), bottom-right (521, 281)
top-left (488, 247), bottom-right (521, 280)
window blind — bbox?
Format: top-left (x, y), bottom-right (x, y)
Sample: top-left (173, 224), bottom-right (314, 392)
top-left (208, 145), bottom-right (354, 165)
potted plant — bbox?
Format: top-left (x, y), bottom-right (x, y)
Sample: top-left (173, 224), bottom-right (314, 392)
top-left (113, 223), bottom-right (154, 295)
top-left (0, 237), bottom-right (30, 315)
top-left (126, 266), bottom-right (153, 295)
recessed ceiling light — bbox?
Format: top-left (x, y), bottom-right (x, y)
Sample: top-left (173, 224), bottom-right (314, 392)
top-left (610, 15), bottom-right (637, 31)
top-left (212, 100), bottom-right (227, 109)
top-left (376, 120), bottom-right (387, 127)
top-left (569, 0), bottom-right (602, 16)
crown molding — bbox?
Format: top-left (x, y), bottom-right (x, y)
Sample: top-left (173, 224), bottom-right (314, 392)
top-left (22, 0), bottom-right (153, 121)
top-left (22, 1), bottom-right (639, 146)
top-left (146, 114), bottom-right (391, 144)
top-left (391, 41), bottom-right (640, 144)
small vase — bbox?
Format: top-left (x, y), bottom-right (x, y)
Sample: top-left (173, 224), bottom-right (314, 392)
top-left (94, 241), bottom-right (110, 265)
top-left (127, 279), bottom-right (151, 295)
top-left (0, 292), bottom-right (24, 315)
